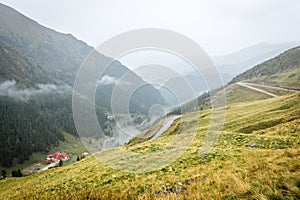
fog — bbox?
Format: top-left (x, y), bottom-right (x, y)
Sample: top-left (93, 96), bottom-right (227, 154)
top-left (1, 0), bottom-right (300, 56)
top-left (97, 75), bottom-right (119, 85)
top-left (0, 80), bottom-right (72, 101)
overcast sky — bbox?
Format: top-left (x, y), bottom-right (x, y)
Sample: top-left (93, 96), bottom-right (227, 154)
top-left (1, 0), bottom-right (300, 56)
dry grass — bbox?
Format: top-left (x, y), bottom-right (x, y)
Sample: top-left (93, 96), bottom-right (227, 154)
top-left (0, 93), bottom-right (299, 199)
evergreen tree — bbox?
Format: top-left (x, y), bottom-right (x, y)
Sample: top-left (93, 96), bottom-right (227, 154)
top-left (59, 160), bottom-right (63, 167)
top-left (1, 169), bottom-right (7, 179)
top-left (17, 169), bottom-right (22, 177)
top-left (0, 93), bottom-right (113, 167)
top-left (11, 170), bottom-right (16, 177)
top-left (12, 169), bottom-right (22, 177)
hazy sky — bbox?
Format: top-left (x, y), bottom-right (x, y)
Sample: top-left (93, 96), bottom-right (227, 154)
top-left (1, 0), bottom-right (300, 55)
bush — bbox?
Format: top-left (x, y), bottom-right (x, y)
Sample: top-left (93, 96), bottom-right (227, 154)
top-left (11, 169), bottom-right (22, 177)
top-left (59, 160), bottom-right (63, 167)
top-left (1, 169), bottom-right (7, 179)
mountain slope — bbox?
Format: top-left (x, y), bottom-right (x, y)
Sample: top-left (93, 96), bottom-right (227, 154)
top-left (0, 41), bottom-right (52, 85)
top-left (0, 3), bottom-right (90, 85)
top-left (169, 46), bottom-right (300, 114)
top-left (154, 43), bottom-right (299, 107)
top-left (0, 3), bottom-right (164, 110)
top-left (0, 3), bottom-right (165, 168)
top-left (231, 46), bottom-right (300, 88)
top-left (0, 93), bottom-right (299, 199)
top-left (213, 42), bottom-right (300, 81)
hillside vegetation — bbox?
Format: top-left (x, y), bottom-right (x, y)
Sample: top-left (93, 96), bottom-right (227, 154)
top-left (0, 93), bottom-right (299, 199)
top-left (171, 47), bottom-right (300, 115)
top-left (169, 82), bottom-right (284, 115)
top-left (231, 46), bottom-right (300, 88)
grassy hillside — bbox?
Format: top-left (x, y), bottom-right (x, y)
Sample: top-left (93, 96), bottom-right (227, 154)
top-left (0, 93), bottom-right (299, 199)
top-left (231, 46), bottom-right (300, 88)
top-left (170, 46), bottom-right (300, 115)
top-left (170, 82), bottom-right (293, 115)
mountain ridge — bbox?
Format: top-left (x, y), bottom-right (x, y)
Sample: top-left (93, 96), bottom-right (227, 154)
top-left (213, 42), bottom-right (300, 81)
top-left (230, 46), bottom-right (300, 88)
top-left (0, 3), bottom-right (165, 168)
top-left (169, 46), bottom-right (300, 115)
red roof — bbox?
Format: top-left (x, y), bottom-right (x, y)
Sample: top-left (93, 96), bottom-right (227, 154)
top-left (45, 152), bottom-right (67, 164)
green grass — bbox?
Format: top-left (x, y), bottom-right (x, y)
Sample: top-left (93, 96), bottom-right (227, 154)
top-left (262, 67), bottom-right (300, 88)
top-left (231, 46), bottom-right (300, 89)
top-left (0, 93), bottom-right (299, 199)
top-left (0, 132), bottom-right (86, 176)
top-left (170, 82), bottom-right (275, 117)
top-left (225, 83), bottom-right (271, 104)
top-left (50, 132), bottom-right (87, 164)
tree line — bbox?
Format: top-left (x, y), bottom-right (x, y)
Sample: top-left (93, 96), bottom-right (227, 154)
top-left (0, 93), bottom-right (112, 167)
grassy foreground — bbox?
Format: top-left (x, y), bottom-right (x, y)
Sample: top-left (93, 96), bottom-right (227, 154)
top-left (0, 93), bottom-right (299, 199)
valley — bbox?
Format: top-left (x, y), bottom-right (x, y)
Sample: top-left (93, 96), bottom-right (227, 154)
top-left (0, 2), bottom-right (299, 200)
top-left (0, 92), bottom-right (299, 199)
top-left (0, 3), bottom-right (165, 169)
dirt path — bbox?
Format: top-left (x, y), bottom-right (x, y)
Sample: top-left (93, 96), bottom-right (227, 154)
top-left (236, 82), bottom-right (278, 97)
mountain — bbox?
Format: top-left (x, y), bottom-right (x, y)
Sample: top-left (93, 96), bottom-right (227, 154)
top-left (158, 43), bottom-right (297, 107)
top-left (0, 6), bottom-right (299, 197)
top-left (213, 42), bottom-right (300, 82)
top-left (170, 46), bottom-right (300, 114)
top-left (0, 3), bottom-right (88, 85)
top-left (157, 73), bottom-right (206, 107)
top-left (158, 71), bottom-right (232, 108)
top-left (0, 3), bottom-right (164, 112)
top-left (0, 3), bottom-right (165, 167)
top-left (0, 41), bottom-right (53, 85)
top-left (231, 46), bottom-right (300, 88)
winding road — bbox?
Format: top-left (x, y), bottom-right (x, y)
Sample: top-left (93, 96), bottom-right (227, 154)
top-left (150, 115), bottom-right (181, 140)
top-left (237, 82), bottom-right (278, 97)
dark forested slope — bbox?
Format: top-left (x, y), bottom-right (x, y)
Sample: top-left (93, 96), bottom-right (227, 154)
top-left (0, 3), bottom-right (165, 167)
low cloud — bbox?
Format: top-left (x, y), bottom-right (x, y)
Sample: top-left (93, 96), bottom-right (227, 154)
top-left (0, 80), bottom-right (72, 101)
top-left (97, 75), bottom-right (119, 85)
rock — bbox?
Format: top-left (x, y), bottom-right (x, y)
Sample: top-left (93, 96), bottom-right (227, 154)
top-left (187, 179), bottom-right (194, 185)
top-left (173, 187), bottom-right (181, 194)
top-left (250, 143), bottom-right (257, 147)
